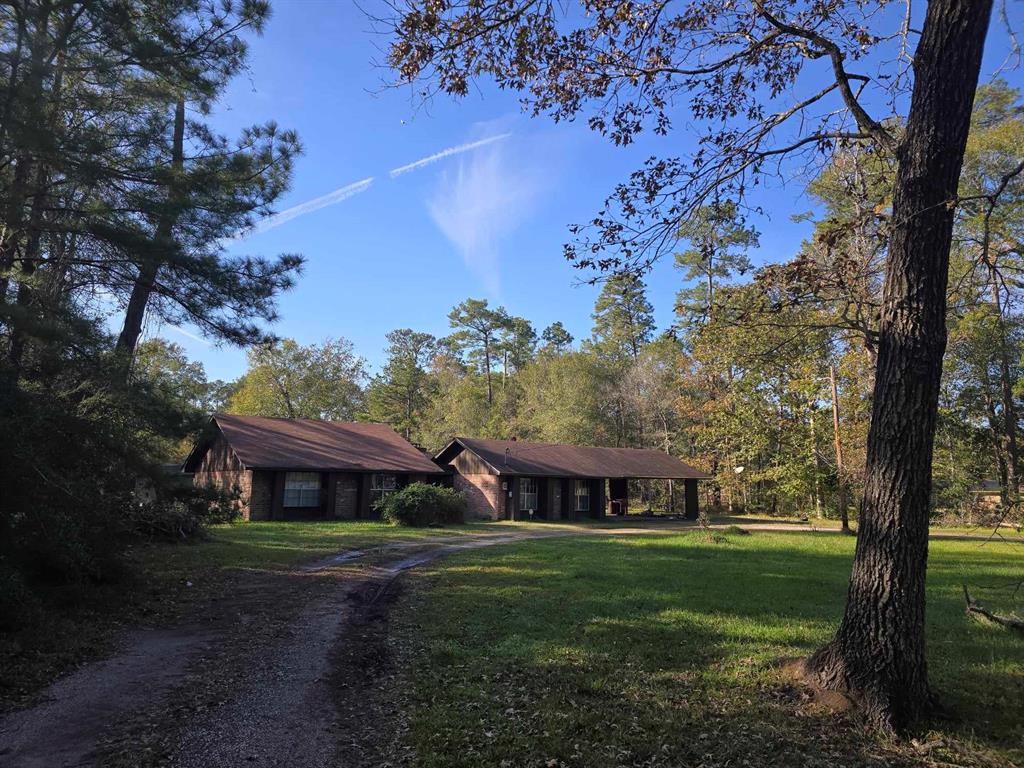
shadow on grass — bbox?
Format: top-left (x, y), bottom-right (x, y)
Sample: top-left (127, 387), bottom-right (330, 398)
top-left (396, 532), bottom-right (1023, 768)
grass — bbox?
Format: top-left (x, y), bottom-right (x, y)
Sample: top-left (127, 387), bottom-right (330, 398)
top-left (0, 519), bottom-right (485, 711)
top-left (715, 511), bottom-right (1024, 538)
top-left (131, 518), bottom-right (488, 575)
top-left (391, 531), bottom-right (1023, 767)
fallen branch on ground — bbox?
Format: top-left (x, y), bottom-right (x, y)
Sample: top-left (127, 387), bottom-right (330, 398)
top-left (963, 585), bottom-right (1024, 633)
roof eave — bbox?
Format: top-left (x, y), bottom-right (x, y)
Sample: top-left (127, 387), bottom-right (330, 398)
top-left (246, 465), bottom-right (446, 474)
top-left (437, 437), bottom-right (507, 476)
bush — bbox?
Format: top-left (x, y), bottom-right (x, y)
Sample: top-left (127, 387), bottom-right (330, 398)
top-left (124, 485), bottom-right (240, 541)
top-left (0, 345), bottom-right (225, 593)
top-left (0, 564), bottom-right (40, 631)
top-left (378, 482), bottom-right (466, 527)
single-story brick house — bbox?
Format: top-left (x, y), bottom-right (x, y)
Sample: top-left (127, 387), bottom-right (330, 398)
top-left (434, 436), bottom-right (711, 521)
top-left (183, 414), bottom-right (445, 520)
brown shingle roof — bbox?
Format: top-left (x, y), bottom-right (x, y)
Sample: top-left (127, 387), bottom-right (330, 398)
top-left (196, 414), bottom-right (445, 473)
top-left (437, 437), bottom-right (711, 479)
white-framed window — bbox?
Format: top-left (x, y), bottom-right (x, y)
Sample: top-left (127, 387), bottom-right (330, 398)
top-left (574, 480), bottom-right (590, 512)
top-left (284, 472), bottom-right (321, 507)
top-left (371, 473), bottom-right (398, 505)
top-left (519, 477), bottom-right (538, 511)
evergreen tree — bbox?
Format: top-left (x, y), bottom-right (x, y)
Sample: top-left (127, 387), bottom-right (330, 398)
top-left (364, 329), bottom-right (436, 440)
top-left (540, 321), bottom-right (574, 353)
top-left (674, 201), bottom-right (757, 328)
top-left (498, 316), bottom-right (537, 376)
top-left (590, 273), bottom-right (655, 362)
top-left (446, 298), bottom-right (512, 406)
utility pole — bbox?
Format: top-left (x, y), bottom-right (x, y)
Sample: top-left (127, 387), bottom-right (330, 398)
top-left (830, 363), bottom-right (851, 532)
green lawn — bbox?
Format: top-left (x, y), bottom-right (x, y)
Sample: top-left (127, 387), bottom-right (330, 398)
top-left (392, 531), bottom-right (1023, 767)
top-left (130, 518), bottom-right (490, 576)
top-left (711, 512), bottom-right (1024, 538)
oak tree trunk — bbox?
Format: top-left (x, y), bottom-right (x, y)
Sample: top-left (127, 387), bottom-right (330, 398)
top-left (805, 0), bottom-right (993, 731)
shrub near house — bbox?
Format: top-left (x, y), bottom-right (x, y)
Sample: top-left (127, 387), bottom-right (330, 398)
top-left (378, 483), bottom-right (467, 527)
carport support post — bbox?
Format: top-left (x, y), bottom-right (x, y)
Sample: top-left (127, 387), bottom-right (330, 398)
top-left (684, 479), bottom-right (699, 521)
top-left (608, 478), bottom-right (628, 515)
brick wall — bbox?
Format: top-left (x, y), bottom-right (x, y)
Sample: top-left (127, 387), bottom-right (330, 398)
top-left (454, 473), bottom-right (504, 520)
top-left (195, 468), bottom-right (252, 519)
top-left (193, 433), bottom-right (256, 519)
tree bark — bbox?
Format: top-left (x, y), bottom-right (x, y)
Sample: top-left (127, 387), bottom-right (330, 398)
top-left (809, 403), bottom-right (823, 518)
top-left (829, 363), bottom-right (850, 532)
top-left (805, 0), bottom-right (993, 731)
top-left (989, 277), bottom-right (1019, 503)
top-left (5, 4), bottom-right (59, 374)
top-left (116, 97), bottom-right (186, 359)
top-left (483, 339), bottom-right (493, 405)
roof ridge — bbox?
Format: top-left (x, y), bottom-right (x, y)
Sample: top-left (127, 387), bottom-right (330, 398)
top-left (458, 435), bottom-right (672, 452)
top-left (216, 413), bottom-right (391, 428)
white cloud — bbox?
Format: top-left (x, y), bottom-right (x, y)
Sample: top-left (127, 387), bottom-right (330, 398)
top-left (389, 133), bottom-right (511, 178)
top-left (427, 135), bottom-right (543, 296)
top-left (238, 177), bottom-right (374, 238)
top-left (168, 324), bottom-right (213, 346)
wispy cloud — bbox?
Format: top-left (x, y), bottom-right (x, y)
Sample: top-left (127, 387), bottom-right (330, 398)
top-left (389, 133), bottom-right (512, 178)
top-left (229, 130), bottom-right (515, 243)
top-left (427, 134), bottom-right (542, 296)
top-left (242, 177), bottom-right (374, 237)
top-left (168, 324), bottom-right (212, 346)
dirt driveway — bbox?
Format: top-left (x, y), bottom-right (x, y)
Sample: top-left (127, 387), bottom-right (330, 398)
top-left (0, 530), bottom-right (574, 768)
top-left (4, 519), bottom-right (999, 767)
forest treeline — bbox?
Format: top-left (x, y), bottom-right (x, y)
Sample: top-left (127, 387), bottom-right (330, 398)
top-left (0, 0), bottom-right (1019, 611)
top-left (151, 80), bottom-right (1024, 525)
top-left (0, 1), bottom-right (302, 600)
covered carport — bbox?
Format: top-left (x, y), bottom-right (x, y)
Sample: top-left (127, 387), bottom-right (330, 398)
top-left (434, 436), bottom-right (712, 521)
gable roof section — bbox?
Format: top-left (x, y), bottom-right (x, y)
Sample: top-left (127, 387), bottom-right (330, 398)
top-left (186, 414), bottom-right (445, 474)
top-left (436, 437), bottom-right (711, 480)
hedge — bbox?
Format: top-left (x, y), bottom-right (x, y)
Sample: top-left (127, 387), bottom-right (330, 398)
top-left (378, 482), bottom-right (466, 527)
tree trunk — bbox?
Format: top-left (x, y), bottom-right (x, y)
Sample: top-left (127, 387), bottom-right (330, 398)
top-left (830, 363), bottom-right (850, 532)
top-left (6, 159), bottom-right (49, 371)
top-left (809, 404), bottom-right (823, 518)
top-left (983, 383), bottom-right (1010, 507)
top-left (6, 9), bottom-right (60, 374)
top-left (483, 340), bottom-right (493, 405)
top-left (805, 0), bottom-right (992, 731)
top-left (989, 278), bottom-right (1019, 502)
top-left (116, 97), bottom-right (186, 359)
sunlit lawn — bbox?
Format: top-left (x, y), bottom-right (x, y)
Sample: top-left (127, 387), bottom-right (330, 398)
top-left (130, 518), bottom-right (491, 576)
top-left (394, 531), bottom-right (1023, 767)
top-left (716, 512), bottom-right (1024, 538)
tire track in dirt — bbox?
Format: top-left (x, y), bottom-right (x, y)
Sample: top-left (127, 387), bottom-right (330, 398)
top-left (0, 529), bottom-right (568, 768)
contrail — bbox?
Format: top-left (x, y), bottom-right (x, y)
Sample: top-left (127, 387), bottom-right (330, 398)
top-left (168, 325), bottom-right (212, 346)
top-left (389, 133), bottom-right (512, 178)
top-left (243, 177), bottom-right (375, 237)
top-left (229, 132), bottom-right (510, 240)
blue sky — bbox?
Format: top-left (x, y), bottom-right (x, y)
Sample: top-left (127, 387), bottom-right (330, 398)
top-left (161, 2), bottom-right (1023, 381)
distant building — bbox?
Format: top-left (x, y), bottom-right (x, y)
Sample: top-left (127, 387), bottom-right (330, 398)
top-left (183, 414), bottom-right (444, 520)
top-left (434, 437), bottom-right (710, 521)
